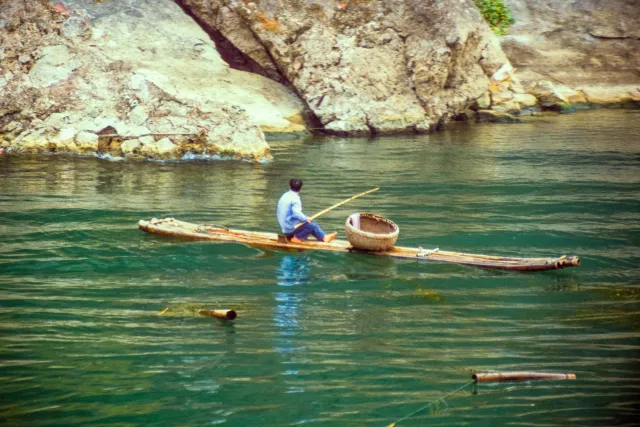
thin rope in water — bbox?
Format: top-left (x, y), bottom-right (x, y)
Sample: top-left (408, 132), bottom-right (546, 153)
top-left (386, 380), bottom-right (476, 427)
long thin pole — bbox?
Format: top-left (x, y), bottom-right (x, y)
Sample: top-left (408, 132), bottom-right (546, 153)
top-left (294, 187), bottom-right (380, 229)
top-left (473, 372), bottom-right (576, 382)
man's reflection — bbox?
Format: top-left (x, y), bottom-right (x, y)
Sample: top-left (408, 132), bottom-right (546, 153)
top-left (274, 255), bottom-right (310, 340)
top-left (274, 255), bottom-right (310, 389)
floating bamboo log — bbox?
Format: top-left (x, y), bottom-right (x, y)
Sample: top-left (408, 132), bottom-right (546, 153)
top-left (473, 372), bottom-right (576, 382)
top-left (198, 309), bottom-right (237, 321)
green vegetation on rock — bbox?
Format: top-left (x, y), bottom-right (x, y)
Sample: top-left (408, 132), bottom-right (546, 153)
top-left (473, 0), bottom-right (515, 35)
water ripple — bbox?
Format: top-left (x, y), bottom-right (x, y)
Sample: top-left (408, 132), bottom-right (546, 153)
top-left (1, 111), bottom-right (639, 426)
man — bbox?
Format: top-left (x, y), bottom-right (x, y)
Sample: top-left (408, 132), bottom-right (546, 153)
top-left (276, 178), bottom-right (337, 243)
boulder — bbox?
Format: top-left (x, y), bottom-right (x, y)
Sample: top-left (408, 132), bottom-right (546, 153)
top-left (475, 92), bottom-right (491, 109)
top-left (500, 0), bottom-right (640, 104)
top-left (75, 131), bottom-right (99, 152)
top-left (528, 81), bottom-right (568, 108)
top-left (44, 127), bottom-right (78, 151)
top-left (120, 138), bottom-right (142, 157)
top-left (580, 85), bottom-right (640, 107)
top-left (513, 93), bottom-right (538, 108)
top-left (179, 0), bottom-right (520, 134)
top-left (476, 110), bottom-right (523, 123)
top-left (491, 89), bottom-right (514, 105)
top-left (16, 130), bottom-right (48, 153)
top-left (154, 138), bottom-right (178, 159)
top-left (56, 127), bottom-right (78, 148)
top-left (528, 80), bottom-right (590, 110)
top-left (0, 0), bottom-right (308, 161)
top-left (491, 99), bottom-right (521, 114)
top-left (512, 93), bottom-right (539, 115)
top-left (137, 135), bottom-right (157, 157)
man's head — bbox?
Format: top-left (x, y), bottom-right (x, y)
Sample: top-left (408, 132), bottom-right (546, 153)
top-left (289, 178), bottom-right (303, 192)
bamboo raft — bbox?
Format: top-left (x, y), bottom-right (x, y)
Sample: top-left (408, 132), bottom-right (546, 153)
top-left (138, 218), bottom-right (580, 272)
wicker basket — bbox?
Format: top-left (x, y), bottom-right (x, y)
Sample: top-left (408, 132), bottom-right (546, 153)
top-left (345, 213), bottom-right (399, 251)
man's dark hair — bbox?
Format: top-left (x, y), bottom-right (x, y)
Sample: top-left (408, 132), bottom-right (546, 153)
top-left (289, 178), bottom-right (303, 192)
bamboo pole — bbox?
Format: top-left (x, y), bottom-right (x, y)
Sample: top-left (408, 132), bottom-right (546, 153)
top-left (99, 133), bottom-right (196, 137)
top-left (198, 309), bottom-right (237, 321)
top-left (473, 372), bottom-right (576, 382)
top-left (293, 187), bottom-right (380, 229)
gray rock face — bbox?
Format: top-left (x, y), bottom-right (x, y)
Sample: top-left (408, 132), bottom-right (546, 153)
top-left (0, 0), bottom-right (309, 161)
top-left (502, 0), bottom-right (640, 104)
top-left (180, 0), bottom-right (517, 134)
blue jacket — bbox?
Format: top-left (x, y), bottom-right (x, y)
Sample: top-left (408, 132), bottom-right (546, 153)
top-left (276, 190), bottom-right (308, 233)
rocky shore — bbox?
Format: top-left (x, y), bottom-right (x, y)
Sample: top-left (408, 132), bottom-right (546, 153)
top-left (0, 0), bottom-right (308, 162)
top-left (499, 0), bottom-right (640, 115)
top-left (1, 0), bottom-right (638, 161)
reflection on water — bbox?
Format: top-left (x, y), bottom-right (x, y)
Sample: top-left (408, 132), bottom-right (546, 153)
top-left (274, 256), bottom-right (311, 394)
top-left (275, 255), bottom-right (310, 337)
top-left (0, 110), bottom-right (639, 426)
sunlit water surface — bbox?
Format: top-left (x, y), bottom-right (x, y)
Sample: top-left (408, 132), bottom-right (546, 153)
top-left (1, 110), bottom-right (639, 426)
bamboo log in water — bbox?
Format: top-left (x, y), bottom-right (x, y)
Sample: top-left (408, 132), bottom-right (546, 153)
top-left (198, 309), bottom-right (237, 321)
top-left (473, 372), bottom-right (576, 382)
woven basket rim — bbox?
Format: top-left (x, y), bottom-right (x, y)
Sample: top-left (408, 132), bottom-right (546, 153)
top-left (345, 213), bottom-right (399, 238)
top-left (345, 213), bottom-right (399, 251)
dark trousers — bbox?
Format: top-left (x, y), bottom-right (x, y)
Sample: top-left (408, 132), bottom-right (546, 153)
top-left (288, 221), bottom-right (326, 241)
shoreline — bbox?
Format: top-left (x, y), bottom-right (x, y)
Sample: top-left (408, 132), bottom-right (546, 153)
top-left (2, 104), bottom-right (638, 162)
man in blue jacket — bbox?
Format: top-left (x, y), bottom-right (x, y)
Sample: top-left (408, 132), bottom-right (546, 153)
top-left (276, 178), bottom-right (337, 243)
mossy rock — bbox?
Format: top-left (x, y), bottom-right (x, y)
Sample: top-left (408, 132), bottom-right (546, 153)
top-left (557, 102), bottom-right (577, 114)
top-left (473, 0), bottom-right (515, 35)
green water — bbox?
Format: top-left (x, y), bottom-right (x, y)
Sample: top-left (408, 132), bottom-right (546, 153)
top-left (1, 110), bottom-right (639, 426)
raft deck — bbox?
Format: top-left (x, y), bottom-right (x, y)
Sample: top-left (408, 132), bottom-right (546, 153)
top-left (138, 218), bottom-right (580, 272)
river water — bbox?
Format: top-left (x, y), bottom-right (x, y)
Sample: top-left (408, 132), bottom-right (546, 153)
top-left (1, 110), bottom-right (639, 426)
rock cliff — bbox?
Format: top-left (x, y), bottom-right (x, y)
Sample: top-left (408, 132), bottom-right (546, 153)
top-left (178, 0), bottom-right (520, 134)
top-left (0, 0), bottom-right (308, 161)
top-left (501, 0), bottom-right (640, 108)
top-left (1, 0), bottom-right (638, 161)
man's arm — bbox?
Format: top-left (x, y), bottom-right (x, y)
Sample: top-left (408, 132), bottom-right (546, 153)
top-left (291, 197), bottom-right (308, 222)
